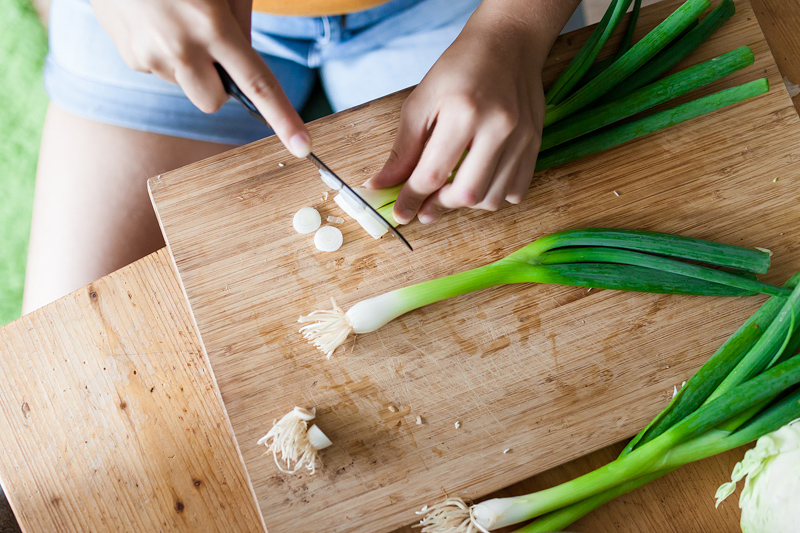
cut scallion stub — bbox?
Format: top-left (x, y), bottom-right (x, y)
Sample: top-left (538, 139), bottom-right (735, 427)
top-left (298, 228), bottom-right (782, 357)
top-left (257, 407), bottom-right (332, 475)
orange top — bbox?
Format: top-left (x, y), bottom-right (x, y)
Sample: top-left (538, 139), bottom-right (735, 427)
top-left (251, 0), bottom-right (391, 16)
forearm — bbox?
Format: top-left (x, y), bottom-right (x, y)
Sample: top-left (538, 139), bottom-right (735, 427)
top-left (466, 0), bottom-right (583, 67)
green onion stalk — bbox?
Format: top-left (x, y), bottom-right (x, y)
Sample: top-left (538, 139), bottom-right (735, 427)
top-left (545, 0), bottom-right (634, 105)
top-left (603, 0), bottom-right (736, 102)
top-left (298, 228), bottom-right (784, 357)
top-left (417, 276), bottom-right (800, 533)
top-left (539, 45), bottom-right (755, 151)
top-left (535, 77), bottom-right (768, 170)
top-left (576, 0), bottom-right (644, 89)
top-left (543, 0), bottom-right (711, 127)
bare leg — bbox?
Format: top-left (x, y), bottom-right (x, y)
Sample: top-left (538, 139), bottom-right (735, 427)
top-left (22, 104), bottom-right (236, 313)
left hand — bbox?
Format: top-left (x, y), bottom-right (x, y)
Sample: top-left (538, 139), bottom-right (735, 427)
top-left (365, 2), bottom-right (574, 224)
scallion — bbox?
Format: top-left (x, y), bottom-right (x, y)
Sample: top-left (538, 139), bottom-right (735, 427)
top-left (540, 46), bottom-right (755, 151)
top-left (418, 278), bottom-right (800, 532)
top-left (298, 228), bottom-right (782, 357)
top-left (535, 78), bottom-right (769, 170)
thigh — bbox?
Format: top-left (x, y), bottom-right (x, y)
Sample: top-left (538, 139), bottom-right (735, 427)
top-left (22, 104), bottom-right (234, 313)
top-left (320, 0), bottom-right (482, 112)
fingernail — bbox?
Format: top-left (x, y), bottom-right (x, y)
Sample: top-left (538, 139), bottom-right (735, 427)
top-left (395, 208), bottom-right (413, 224)
top-left (419, 213), bottom-right (436, 224)
top-left (289, 133), bottom-right (311, 158)
top-left (362, 177), bottom-right (373, 188)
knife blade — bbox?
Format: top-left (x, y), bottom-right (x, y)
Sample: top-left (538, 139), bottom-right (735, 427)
top-left (214, 63), bottom-right (412, 251)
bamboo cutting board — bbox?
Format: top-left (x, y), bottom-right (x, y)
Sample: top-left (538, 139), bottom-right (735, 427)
top-left (149, 1), bottom-right (800, 531)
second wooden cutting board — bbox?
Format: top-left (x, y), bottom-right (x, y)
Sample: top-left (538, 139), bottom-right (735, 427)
top-left (149, 1), bottom-right (800, 531)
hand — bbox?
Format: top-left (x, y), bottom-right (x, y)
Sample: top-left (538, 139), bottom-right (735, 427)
top-left (90, 0), bottom-right (311, 156)
top-left (366, 1), bottom-right (577, 224)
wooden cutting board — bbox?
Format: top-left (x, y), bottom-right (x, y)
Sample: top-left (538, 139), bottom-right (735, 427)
top-left (149, 1), bottom-right (800, 531)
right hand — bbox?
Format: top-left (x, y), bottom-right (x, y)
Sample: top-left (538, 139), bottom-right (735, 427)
top-left (90, 0), bottom-right (312, 157)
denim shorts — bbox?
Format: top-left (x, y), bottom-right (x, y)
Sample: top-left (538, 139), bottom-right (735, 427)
top-left (44, 0), bottom-right (482, 145)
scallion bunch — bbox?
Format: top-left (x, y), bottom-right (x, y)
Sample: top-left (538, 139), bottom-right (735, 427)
top-left (418, 273), bottom-right (800, 532)
top-left (339, 0), bottom-right (761, 235)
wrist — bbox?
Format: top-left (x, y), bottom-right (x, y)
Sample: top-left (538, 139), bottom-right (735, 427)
top-left (466, 0), bottom-right (582, 68)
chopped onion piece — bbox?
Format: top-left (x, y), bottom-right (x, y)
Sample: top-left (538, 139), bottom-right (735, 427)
top-left (293, 207), bottom-right (321, 234)
top-left (327, 215), bottom-right (345, 224)
top-left (334, 191), bottom-right (388, 239)
top-left (333, 191), bottom-right (360, 219)
top-left (314, 226), bottom-right (343, 252)
top-left (306, 424), bottom-right (333, 450)
top-left (318, 169), bottom-right (342, 190)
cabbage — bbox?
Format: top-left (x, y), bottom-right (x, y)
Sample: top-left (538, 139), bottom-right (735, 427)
top-left (715, 419), bottom-right (800, 532)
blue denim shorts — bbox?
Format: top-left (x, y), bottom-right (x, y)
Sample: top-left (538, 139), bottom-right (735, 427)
top-left (44, 0), bottom-right (481, 145)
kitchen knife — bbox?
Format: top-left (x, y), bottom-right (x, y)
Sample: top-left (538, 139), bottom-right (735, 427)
top-left (214, 63), bottom-right (413, 251)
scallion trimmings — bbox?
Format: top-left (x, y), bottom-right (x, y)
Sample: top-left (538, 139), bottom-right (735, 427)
top-left (298, 228), bottom-right (784, 357)
top-left (256, 406), bottom-right (332, 475)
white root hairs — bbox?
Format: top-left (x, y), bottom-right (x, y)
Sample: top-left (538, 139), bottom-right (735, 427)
top-left (298, 298), bottom-right (353, 358)
top-left (257, 407), bottom-right (321, 475)
top-left (417, 497), bottom-right (488, 533)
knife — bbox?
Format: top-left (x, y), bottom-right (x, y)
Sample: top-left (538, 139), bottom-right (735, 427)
top-left (214, 63), bottom-right (413, 251)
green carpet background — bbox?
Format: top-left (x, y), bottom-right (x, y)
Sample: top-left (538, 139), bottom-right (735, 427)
top-left (0, 0), bottom-right (48, 326)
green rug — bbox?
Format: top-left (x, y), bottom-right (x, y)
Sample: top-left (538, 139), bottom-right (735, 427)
top-left (0, 0), bottom-right (48, 326)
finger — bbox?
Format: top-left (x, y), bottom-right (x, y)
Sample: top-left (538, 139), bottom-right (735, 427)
top-left (416, 183), bottom-right (463, 224)
top-left (505, 145), bottom-right (538, 204)
top-left (174, 58), bottom-right (229, 114)
top-left (431, 127), bottom-right (508, 211)
top-left (212, 36), bottom-right (310, 157)
top-left (365, 103), bottom-right (429, 190)
top-left (392, 111), bottom-right (475, 224)
top-left (472, 136), bottom-right (530, 212)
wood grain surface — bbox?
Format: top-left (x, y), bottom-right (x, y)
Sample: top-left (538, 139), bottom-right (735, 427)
top-left (148, 1), bottom-right (800, 531)
top-left (0, 250), bottom-right (265, 532)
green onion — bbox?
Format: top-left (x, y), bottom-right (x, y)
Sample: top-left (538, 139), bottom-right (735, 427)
top-left (546, 0), bottom-right (634, 105)
top-left (423, 280), bottom-right (800, 533)
top-left (520, 274), bottom-right (800, 531)
top-left (540, 46), bottom-right (754, 150)
top-left (517, 388), bottom-right (800, 532)
top-left (536, 78), bottom-right (769, 170)
top-left (577, 0), bottom-right (644, 88)
top-left (607, 0), bottom-right (735, 101)
top-left (544, 0), bottom-right (711, 127)
top-left (418, 281), bottom-right (800, 532)
top-left (298, 228), bottom-right (780, 357)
